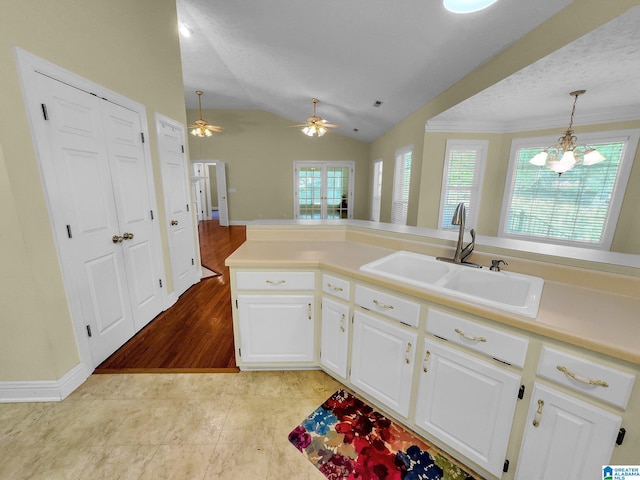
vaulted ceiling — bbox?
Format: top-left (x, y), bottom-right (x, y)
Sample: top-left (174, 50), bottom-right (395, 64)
top-left (176, 1), bottom-right (639, 142)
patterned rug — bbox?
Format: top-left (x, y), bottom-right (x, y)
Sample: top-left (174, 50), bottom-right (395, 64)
top-left (289, 389), bottom-right (481, 480)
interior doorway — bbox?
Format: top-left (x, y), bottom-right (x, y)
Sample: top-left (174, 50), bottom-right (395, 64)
top-left (192, 161), bottom-right (229, 226)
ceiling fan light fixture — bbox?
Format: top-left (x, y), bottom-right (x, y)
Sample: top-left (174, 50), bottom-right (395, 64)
top-left (443, 0), bottom-right (500, 14)
top-left (296, 98), bottom-right (341, 138)
top-left (530, 90), bottom-right (605, 175)
top-left (189, 90), bottom-right (222, 138)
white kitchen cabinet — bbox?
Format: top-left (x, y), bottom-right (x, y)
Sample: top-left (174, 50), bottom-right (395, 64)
top-left (350, 311), bottom-right (417, 417)
top-left (320, 297), bottom-right (350, 379)
top-left (515, 382), bottom-right (622, 480)
top-left (414, 338), bottom-right (521, 478)
top-left (237, 294), bottom-right (315, 363)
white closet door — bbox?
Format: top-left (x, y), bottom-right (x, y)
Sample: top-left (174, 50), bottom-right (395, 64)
top-left (101, 101), bottom-right (163, 330)
top-left (38, 74), bottom-right (135, 366)
top-left (156, 115), bottom-right (197, 297)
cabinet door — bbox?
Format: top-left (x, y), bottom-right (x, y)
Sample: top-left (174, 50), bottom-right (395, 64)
top-left (515, 382), bottom-right (621, 480)
top-left (237, 295), bottom-right (314, 363)
top-left (320, 297), bottom-right (350, 379)
top-left (351, 311), bottom-right (417, 417)
top-left (415, 339), bottom-right (521, 478)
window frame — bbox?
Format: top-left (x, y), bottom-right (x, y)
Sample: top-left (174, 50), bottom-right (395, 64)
top-left (498, 129), bottom-right (639, 250)
top-left (391, 145), bottom-right (413, 225)
top-left (438, 139), bottom-right (488, 231)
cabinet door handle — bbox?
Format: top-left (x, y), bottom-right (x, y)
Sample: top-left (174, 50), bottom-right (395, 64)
top-left (405, 342), bottom-right (412, 364)
top-left (327, 283), bottom-right (343, 292)
top-left (533, 399), bottom-right (544, 427)
top-left (556, 365), bottom-right (609, 388)
top-left (423, 350), bottom-right (431, 373)
top-left (265, 279), bottom-right (286, 285)
top-left (340, 313), bottom-right (346, 332)
top-left (454, 328), bottom-right (487, 343)
top-left (112, 235), bottom-right (124, 243)
top-left (308, 303), bottom-right (312, 320)
top-left (373, 299), bottom-right (394, 310)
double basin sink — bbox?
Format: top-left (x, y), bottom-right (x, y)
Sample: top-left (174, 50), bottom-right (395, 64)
top-left (359, 251), bottom-right (544, 318)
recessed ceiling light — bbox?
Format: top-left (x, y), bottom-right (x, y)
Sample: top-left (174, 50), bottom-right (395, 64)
top-left (179, 23), bottom-right (193, 38)
top-left (443, 0), bottom-right (499, 14)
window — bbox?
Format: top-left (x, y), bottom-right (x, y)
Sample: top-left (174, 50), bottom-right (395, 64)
top-left (391, 146), bottom-right (412, 225)
top-left (500, 129), bottom-right (639, 249)
top-left (438, 140), bottom-right (488, 230)
top-left (294, 162), bottom-right (354, 219)
top-left (371, 159), bottom-right (383, 221)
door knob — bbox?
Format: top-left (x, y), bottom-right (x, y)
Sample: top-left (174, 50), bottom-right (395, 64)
top-left (123, 232), bottom-right (134, 240)
top-left (112, 235), bottom-right (124, 243)
top-left (171, 220), bottom-right (179, 225)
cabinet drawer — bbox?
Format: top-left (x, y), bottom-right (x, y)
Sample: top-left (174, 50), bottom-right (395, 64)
top-left (236, 271), bottom-right (315, 290)
top-left (354, 285), bottom-right (420, 328)
top-left (537, 346), bottom-right (635, 409)
top-left (426, 308), bottom-right (529, 368)
top-left (322, 273), bottom-right (350, 301)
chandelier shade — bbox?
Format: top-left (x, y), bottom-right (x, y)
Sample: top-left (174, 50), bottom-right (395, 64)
top-left (530, 90), bottom-right (605, 175)
top-left (189, 91), bottom-right (223, 138)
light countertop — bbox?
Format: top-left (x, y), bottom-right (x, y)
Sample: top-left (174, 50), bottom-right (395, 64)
top-left (226, 239), bottom-right (640, 366)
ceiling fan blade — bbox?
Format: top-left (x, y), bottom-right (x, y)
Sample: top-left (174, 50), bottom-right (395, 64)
top-left (206, 125), bottom-right (223, 132)
top-left (322, 123), bottom-right (342, 129)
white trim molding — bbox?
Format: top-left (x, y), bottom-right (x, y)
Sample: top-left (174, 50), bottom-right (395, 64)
top-left (0, 363), bottom-right (91, 403)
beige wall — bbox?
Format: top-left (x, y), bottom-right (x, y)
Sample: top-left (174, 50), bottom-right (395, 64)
top-left (418, 121), bottom-right (640, 254)
top-left (0, 0), bottom-right (186, 381)
top-left (186, 109), bottom-right (370, 221)
top-left (371, 0), bottom-right (640, 234)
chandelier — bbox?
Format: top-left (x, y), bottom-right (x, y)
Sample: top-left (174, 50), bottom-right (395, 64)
top-left (189, 91), bottom-right (223, 138)
top-left (529, 90), bottom-right (605, 175)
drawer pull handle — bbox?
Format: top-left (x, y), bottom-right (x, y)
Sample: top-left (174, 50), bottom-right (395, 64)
top-left (556, 365), bottom-right (609, 388)
top-left (454, 328), bottom-right (487, 343)
top-left (405, 342), bottom-right (412, 364)
top-left (373, 299), bottom-right (394, 310)
top-left (327, 283), bottom-right (343, 292)
top-left (423, 350), bottom-right (431, 373)
top-left (533, 399), bottom-right (544, 427)
top-left (308, 303), bottom-right (312, 320)
top-left (265, 279), bottom-right (286, 285)
top-left (340, 314), bottom-right (346, 332)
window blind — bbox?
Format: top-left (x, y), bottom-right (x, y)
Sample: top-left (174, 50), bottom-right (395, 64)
top-left (439, 140), bottom-right (487, 230)
top-left (391, 148), bottom-right (412, 225)
top-left (502, 138), bottom-right (628, 248)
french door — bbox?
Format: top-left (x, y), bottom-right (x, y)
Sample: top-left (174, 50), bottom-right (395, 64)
top-left (294, 162), bottom-right (354, 219)
top-left (32, 72), bottom-right (164, 366)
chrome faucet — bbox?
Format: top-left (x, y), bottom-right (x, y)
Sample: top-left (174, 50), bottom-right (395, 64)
top-left (437, 202), bottom-right (479, 267)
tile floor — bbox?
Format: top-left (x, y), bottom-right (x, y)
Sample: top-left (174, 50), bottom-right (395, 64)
top-left (0, 370), bottom-right (343, 480)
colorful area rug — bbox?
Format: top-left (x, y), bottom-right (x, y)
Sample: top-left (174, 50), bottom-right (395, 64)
top-left (289, 389), bottom-right (481, 480)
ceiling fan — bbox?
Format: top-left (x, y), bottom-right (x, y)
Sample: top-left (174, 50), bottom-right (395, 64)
top-left (292, 98), bottom-right (341, 137)
top-left (189, 90), bottom-right (223, 137)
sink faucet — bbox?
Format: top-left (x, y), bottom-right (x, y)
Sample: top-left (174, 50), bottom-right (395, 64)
top-left (437, 202), bottom-right (479, 267)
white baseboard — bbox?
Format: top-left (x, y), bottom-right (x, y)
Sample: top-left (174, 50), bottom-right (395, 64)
top-left (164, 291), bottom-right (178, 310)
top-left (0, 363), bottom-right (91, 403)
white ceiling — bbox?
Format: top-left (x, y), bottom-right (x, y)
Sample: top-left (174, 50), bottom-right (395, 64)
top-left (429, 7), bottom-right (640, 132)
top-left (176, 0), bottom-right (573, 142)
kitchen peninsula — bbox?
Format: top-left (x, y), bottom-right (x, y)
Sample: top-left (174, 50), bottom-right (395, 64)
top-left (226, 220), bottom-right (640, 480)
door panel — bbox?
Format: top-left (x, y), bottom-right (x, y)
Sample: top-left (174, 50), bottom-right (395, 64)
top-left (215, 162), bottom-right (229, 226)
top-left (156, 116), bottom-right (197, 297)
top-left (102, 99), bottom-right (162, 330)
